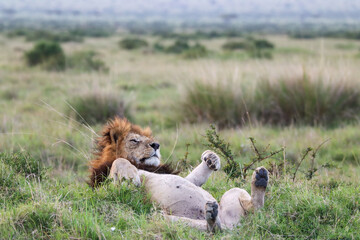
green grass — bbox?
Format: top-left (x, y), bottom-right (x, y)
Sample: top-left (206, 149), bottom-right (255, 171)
top-left (1, 150), bottom-right (359, 239)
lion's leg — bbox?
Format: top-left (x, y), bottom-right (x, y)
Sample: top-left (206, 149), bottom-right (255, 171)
top-left (110, 158), bottom-right (141, 186)
top-left (185, 150), bottom-right (220, 187)
top-left (165, 201), bottom-right (222, 233)
top-left (218, 167), bottom-right (268, 229)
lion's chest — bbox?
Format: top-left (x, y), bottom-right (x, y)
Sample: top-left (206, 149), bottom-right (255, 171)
top-left (143, 174), bottom-right (216, 220)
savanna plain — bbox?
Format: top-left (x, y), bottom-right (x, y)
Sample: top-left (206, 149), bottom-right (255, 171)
top-left (0, 31), bottom-right (360, 239)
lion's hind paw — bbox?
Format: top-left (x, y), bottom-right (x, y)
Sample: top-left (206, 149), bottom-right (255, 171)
top-left (201, 150), bottom-right (221, 171)
top-left (254, 167), bottom-right (268, 188)
top-left (205, 201), bottom-right (221, 233)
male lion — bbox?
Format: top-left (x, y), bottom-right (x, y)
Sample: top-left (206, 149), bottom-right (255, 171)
top-left (89, 117), bottom-right (268, 232)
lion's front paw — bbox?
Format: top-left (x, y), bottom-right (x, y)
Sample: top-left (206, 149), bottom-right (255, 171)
top-left (205, 201), bottom-right (221, 233)
top-left (110, 158), bottom-right (141, 186)
top-left (201, 150), bottom-right (221, 171)
top-left (253, 166), bottom-right (268, 188)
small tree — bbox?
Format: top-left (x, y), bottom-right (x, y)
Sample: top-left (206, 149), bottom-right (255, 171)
top-left (119, 38), bottom-right (148, 50)
top-left (25, 41), bottom-right (65, 70)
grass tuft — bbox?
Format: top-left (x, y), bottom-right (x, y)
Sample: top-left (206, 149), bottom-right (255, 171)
top-left (255, 73), bottom-right (360, 126)
top-left (66, 92), bottom-right (133, 125)
top-left (67, 50), bottom-right (108, 72)
top-left (181, 71), bottom-right (360, 127)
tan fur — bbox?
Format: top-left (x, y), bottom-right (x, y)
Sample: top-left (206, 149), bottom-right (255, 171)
top-left (91, 119), bottom-right (268, 232)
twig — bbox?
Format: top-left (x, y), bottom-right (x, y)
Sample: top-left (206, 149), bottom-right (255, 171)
top-left (292, 147), bottom-right (312, 182)
top-left (243, 137), bottom-right (283, 179)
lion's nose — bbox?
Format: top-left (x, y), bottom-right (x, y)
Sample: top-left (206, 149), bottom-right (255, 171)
top-left (150, 142), bottom-right (160, 150)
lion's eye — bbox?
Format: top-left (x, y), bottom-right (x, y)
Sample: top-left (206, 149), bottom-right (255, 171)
top-left (130, 139), bottom-right (139, 143)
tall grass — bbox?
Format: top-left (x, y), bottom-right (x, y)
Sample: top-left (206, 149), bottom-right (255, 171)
top-left (180, 80), bottom-right (253, 128)
top-left (255, 73), bottom-right (360, 126)
top-left (67, 50), bottom-right (108, 72)
top-left (180, 70), bottom-right (360, 127)
top-left (67, 91), bottom-right (133, 125)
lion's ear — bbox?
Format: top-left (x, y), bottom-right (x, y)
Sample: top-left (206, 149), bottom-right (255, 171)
top-left (109, 129), bottom-right (119, 145)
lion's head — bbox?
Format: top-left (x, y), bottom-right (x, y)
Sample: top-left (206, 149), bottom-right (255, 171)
top-left (89, 117), bottom-right (176, 187)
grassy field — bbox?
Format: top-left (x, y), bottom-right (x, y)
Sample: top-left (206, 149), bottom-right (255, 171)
top-left (1, 32), bottom-right (360, 239)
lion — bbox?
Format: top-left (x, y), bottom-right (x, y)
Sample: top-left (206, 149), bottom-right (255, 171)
top-left (89, 117), bottom-right (269, 232)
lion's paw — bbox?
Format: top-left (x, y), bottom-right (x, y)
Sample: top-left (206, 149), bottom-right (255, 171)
top-left (201, 150), bottom-right (221, 171)
top-left (110, 158), bottom-right (141, 186)
top-left (205, 201), bottom-right (219, 221)
top-left (253, 166), bottom-right (268, 188)
top-left (205, 201), bottom-right (221, 233)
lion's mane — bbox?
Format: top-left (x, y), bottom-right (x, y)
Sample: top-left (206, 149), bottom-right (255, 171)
top-left (89, 117), bottom-right (177, 187)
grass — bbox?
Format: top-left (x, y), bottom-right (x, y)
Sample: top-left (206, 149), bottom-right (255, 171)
top-left (66, 50), bottom-right (108, 72)
top-left (66, 91), bottom-right (133, 125)
top-left (180, 69), bottom-right (360, 127)
top-left (1, 32), bottom-right (360, 239)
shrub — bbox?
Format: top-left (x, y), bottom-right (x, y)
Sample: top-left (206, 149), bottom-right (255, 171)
top-left (154, 40), bottom-right (208, 58)
top-left (119, 38), bottom-right (148, 50)
top-left (222, 41), bottom-right (249, 51)
top-left (182, 43), bottom-right (208, 59)
top-left (253, 39), bottom-right (274, 49)
top-left (165, 39), bottom-right (190, 54)
top-left (24, 41), bottom-right (66, 71)
top-left (67, 50), bottom-right (108, 72)
top-left (67, 92), bottom-right (132, 125)
top-left (222, 38), bottom-right (274, 59)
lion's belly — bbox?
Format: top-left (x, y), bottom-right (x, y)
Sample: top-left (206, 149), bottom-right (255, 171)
top-left (141, 173), bottom-right (216, 220)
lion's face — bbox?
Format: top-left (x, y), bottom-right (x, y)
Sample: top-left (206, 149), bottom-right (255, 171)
top-left (123, 132), bottom-right (161, 167)
top-left (90, 117), bottom-right (176, 187)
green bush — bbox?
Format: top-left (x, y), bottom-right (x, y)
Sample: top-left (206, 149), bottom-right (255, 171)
top-left (67, 50), bottom-right (108, 72)
top-left (119, 38), bottom-right (148, 50)
top-left (253, 39), bottom-right (274, 49)
top-left (180, 73), bottom-right (360, 127)
top-left (222, 41), bottom-right (250, 51)
top-left (67, 92), bottom-right (132, 125)
top-left (182, 43), bottom-right (208, 59)
top-left (154, 40), bottom-right (208, 58)
top-left (24, 41), bottom-right (66, 71)
top-left (165, 39), bottom-right (190, 54)
top-left (222, 38), bottom-right (275, 59)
